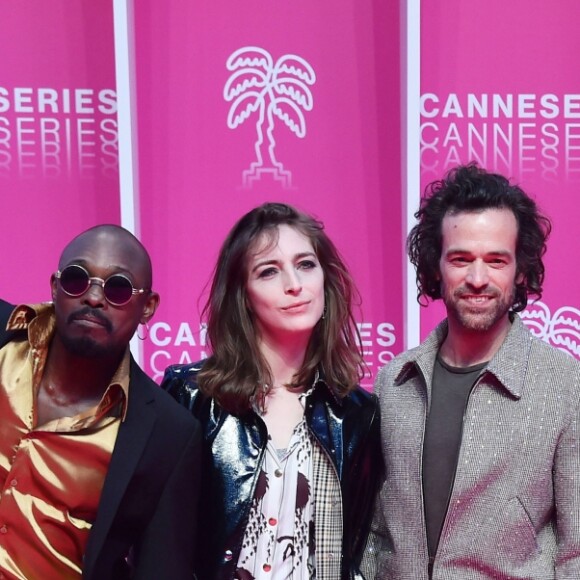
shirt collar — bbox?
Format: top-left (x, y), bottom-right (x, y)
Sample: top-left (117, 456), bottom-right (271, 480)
top-left (393, 313), bottom-right (531, 400)
top-left (8, 302), bottom-right (131, 420)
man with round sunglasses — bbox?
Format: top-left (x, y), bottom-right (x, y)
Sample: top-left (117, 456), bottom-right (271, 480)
top-left (55, 264), bottom-right (149, 306)
top-left (0, 225), bottom-right (201, 580)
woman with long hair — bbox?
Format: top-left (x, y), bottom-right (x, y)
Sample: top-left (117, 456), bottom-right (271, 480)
top-left (162, 202), bottom-right (382, 579)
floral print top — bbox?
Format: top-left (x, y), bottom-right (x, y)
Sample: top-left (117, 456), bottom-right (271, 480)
top-left (236, 418), bottom-right (315, 579)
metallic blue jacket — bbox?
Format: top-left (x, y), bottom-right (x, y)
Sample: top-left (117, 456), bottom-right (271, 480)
top-left (162, 361), bottom-right (382, 579)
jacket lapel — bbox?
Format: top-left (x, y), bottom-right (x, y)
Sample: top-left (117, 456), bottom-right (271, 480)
top-left (83, 361), bottom-right (157, 578)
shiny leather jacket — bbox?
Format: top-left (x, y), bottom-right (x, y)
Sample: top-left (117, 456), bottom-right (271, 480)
top-left (162, 361), bottom-right (383, 579)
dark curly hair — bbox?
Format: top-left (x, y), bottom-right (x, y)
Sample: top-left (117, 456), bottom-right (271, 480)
top-left (198, 202), bottom-right (365, 415)
top-left (408, 163), bottom-right (552, 312)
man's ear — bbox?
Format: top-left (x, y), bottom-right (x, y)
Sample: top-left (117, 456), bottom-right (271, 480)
top-left (140, 292), bottom-right (160, 324)
top-left (50, 273), bottom-right (58, 301)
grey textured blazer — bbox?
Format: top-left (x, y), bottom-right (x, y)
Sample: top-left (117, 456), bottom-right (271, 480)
top-left (368, 315), bottom-right (580, 579)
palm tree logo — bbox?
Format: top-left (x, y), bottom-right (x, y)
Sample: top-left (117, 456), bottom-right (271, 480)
top-left (522, 301), bottom-right (580, 358)
top-left (224, 46), bottom-right (316, 189)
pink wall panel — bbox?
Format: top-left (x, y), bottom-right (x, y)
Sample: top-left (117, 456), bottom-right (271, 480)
top-left (5, 0), bottom-right (575, 379)
top-left (420, 0), bottom-right (580, 359)
top-left (0, 1), bottom-right (120, 304)
top-left (134, 0), bottom-right (404, 386)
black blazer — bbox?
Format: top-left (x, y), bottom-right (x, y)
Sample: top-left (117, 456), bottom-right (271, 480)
top-left (0, 299), bottom-right (15, 339)
top-left (0, 300), bottom-right (202, 579)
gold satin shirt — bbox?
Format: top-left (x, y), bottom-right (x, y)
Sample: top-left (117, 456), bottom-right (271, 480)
top-left (0, 303), bottom-right (129, 579)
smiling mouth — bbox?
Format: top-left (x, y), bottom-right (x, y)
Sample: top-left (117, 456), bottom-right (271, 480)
top-left (459, 295), bottom-right (497, 309)
top-left (463, 296), bottom-right (492, 303)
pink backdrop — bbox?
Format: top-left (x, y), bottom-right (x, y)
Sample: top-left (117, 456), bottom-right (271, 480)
top-left (134, 0), bottom-right (404, 386)
top-left (1, 1), bottom-right (578, 386)
top-left (0, 1), bottom-right (119, 304)
top-left (420, 0), bottom-right (580, 359)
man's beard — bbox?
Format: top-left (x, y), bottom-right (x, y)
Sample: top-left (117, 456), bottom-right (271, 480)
top-left (57, 330), bottom-right (113, 358)
top-left (443, 284), bottom-right (515, 332)
top-left (58, 307), bottom-right (115, 358)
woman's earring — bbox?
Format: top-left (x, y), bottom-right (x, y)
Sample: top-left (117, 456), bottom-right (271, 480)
top-left (137, 322), bottom-right (149, 341)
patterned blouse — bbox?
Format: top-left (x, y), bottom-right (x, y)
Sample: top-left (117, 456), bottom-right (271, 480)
top-left (236, 418), bottom-right (316, 578)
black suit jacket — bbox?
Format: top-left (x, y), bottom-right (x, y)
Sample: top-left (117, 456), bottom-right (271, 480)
top-left (0, 299), bottom-right (15, 340)
top-left (0, 300), bottom-right (201, 579)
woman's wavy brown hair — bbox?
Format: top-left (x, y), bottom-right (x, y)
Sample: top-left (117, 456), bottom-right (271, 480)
top-left (198, 202), bottom-right (365, 415)
top-left (408, 163), bottom-right (552, 312)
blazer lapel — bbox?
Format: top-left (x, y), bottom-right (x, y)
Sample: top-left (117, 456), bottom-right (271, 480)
top-left (83, 363), bottom-right (157, 578)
